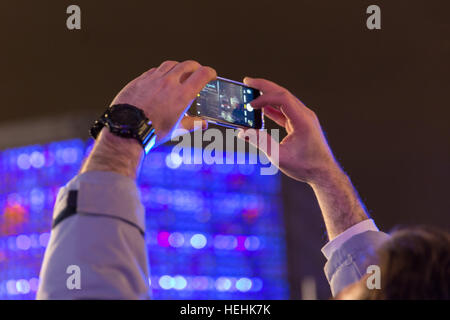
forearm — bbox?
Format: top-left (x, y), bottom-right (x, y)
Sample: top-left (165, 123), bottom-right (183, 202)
top-left (310, 164), bottom-right (369, 240)
top-left (37, 129), bottom-right (150, 299)
top-left (311, 164), bottom-right (389, 296)
top-left (80, 128), bottom-right (143, 180)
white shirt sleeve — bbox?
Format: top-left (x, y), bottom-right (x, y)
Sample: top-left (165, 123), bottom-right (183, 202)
top-left (321, 219), bottom-right (379, 260)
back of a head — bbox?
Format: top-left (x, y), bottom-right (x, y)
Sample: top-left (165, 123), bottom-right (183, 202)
top-left (367, 226), bottom-right (450, 299)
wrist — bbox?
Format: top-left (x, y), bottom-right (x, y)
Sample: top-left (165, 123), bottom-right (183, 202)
top-left (81, 128), bottom-right (144, 180)
top-left (307, 160), bottom-right (346, 189)
top-left (100, 128), bottom-right (143, 154)
top-left (309, 162), bottom-right (369, 240)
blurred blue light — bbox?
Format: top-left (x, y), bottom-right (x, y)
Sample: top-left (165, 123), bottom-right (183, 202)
top-left (190, 234), bottom-right (207, 249)
top-left (215, 277), bottom-right (232, 291)
top-left (17, 154), bottom-right (31, 170)
top-left (0, 139), bottom-right (288, 300)
top-left (30, 152), bottom-right (45, 168)
top-left (159, 275), bottom-right (174, 290)
top-left (7, 237), bottom-right (16, 251)
top-left (16, 279), bottom-right (30, 294)
top-left (168, 232), bottom-right (184, 248)
top-left (236, 278), bottom-right (252, 292)
top-left (192, 276), bottom-right (210, 291)
top-left (244, 236), bottom-right (261, 251)
top-left (214, 235), bottom-right (237, 250)
top-left (30, 188), bottom-right (45, 207)
top-left (61, 148), bottom-right (80, 164)
top-left (38, 233), bottom-right (50, 247)
top-left (6, 280), bottom-right (17, 295)
top-left (29, 278), bottom-right (39, 292)
top-left (29, 234), bottom-right (40, 248)
top-left (250, 278), bottom-right (263, 292)
top-left (173, 275), bottom-right (187, 290)
top-left (165, 152), bottom-right (182, 169)
top-left (16, 235), bottom-right (31, 250)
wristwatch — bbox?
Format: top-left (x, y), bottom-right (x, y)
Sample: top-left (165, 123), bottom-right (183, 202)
top-left (90, 104), bottom-right (157, 154)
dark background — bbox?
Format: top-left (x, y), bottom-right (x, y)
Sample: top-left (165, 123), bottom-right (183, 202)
top-left (1, 0), bottom-right (449, 299)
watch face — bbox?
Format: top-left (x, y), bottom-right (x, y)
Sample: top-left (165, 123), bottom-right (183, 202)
top-left (109, 105), bottom-right (142, 128)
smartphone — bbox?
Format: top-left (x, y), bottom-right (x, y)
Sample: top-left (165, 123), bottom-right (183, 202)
top-left (187, 77), bottom-right (263, 129)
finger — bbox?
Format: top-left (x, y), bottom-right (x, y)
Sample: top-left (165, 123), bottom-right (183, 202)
top-left (179, 116), bottom-right (208, 131)
top-left (179, 72), bottom-right (193, 84)
top-left (167, 60), bottom-right (202, 82)
top-left (237, 129), bottom-right (279, 159)
top-left (263, 106), bottom-right (287, 127)
top-left (139, 67), bottom-right (157, 79)
top-left (246, 91), bottom-right (304, 124)
top-left (156, 60), bottom-right (179, 74)
top-left (243, 77), bottom-right (287, 94)
top-left (181, 66), bottom-right (217, 99)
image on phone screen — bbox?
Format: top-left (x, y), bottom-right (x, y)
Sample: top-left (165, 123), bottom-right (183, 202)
top-left (189, 77), bottom-right (263, 129)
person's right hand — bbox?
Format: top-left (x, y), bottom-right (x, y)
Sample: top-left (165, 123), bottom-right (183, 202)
top-left (241, 78), bottom-right (371, 242)
top-left (239, 77), bottom-right (340, 185)
top-left (111, 60), bottom-right (216, 145)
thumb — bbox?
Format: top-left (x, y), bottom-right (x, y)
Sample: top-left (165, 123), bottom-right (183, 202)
top-left (179, 116), bottom-right (208, 132)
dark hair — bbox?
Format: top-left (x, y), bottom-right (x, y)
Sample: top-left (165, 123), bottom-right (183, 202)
top-left (366, 226), bottom-right (450, 299)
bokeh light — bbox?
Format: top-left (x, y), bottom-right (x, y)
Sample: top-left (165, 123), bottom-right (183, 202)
top-left (0, 139), bottom-right (288, 299)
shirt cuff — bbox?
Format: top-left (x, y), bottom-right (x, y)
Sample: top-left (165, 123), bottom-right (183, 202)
top-left (321, 219), bottom-right (379, 260)
top-left (53, 171), bottom-right (146, 234)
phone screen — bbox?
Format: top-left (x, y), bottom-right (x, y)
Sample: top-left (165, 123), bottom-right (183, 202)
top-left (189, 78), bottom-right (263, 129)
